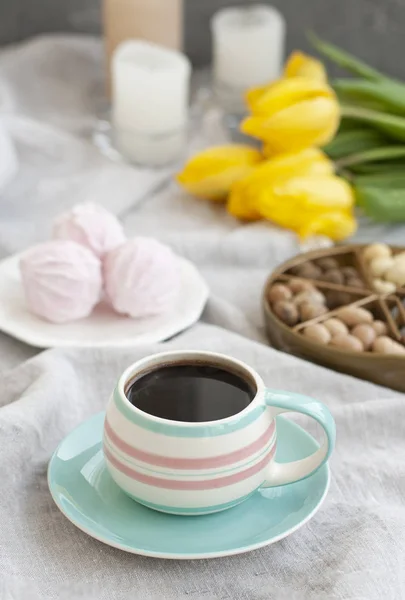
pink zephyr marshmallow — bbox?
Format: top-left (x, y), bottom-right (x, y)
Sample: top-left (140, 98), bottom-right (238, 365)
top-left (20, 240), bottom-right (103, 323)
top-left (53, 202), bottom-right (126, 258)
top-left (103, 237), bottom-right (181, 318)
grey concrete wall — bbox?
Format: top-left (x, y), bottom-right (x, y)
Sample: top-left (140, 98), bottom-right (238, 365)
top-left (0, 0), bottom-right (404, 78)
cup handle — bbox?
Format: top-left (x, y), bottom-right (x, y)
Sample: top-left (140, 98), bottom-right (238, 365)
top-left (260, 389), bottom-right (336, 488)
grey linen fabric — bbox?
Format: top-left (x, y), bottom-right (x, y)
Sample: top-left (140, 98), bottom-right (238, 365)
top-left (0, 36), bottom-right (405, 600)
top-left (1, 329), bottom-right (405, 600)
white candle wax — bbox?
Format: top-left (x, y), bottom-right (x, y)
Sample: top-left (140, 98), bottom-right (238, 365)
top-left (112, 40), bottom-right (191, 166)
top-left (212, 5), bottom-right (285, 113)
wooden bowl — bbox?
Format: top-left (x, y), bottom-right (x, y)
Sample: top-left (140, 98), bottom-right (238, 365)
top-left (263, 244), bottom-right (405, 393)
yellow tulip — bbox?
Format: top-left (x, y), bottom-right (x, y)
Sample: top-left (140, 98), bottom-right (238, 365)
top-left (245, 51), bottom-right (327, 108)
top-left (241, 77), bottom-right (340, 154)
top-left (228, 178), bottom-right (262, 221)
top-left (227, 148), bottom-right (333, 220)
top-left (298, 211), bottom-right (357, 240)
top-left (245, 84), bottom-right (270, 110)
top-left (176, 145), bottom-right (262, 202)
top-left (258, 174), bottom-right (355, 240)
top-left (284, 51), bottom-right (327, 82)
top-left (227, 149), bottom-right (356, 241)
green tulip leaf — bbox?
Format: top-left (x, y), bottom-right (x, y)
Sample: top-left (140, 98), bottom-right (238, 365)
top-left (323, 128), bottom-right (390, 159)
top-left (308, 33), bottom-right (386, 81)
top-left (355, 185), bottom-right (405, 222)
top-left (334, 79), bottom-right (405, 116)
top-left (341, 105), bottom-right (405, 142)
top-left (337, 146), bottom-right (405, 169)
top-left (349, 162), bottom-right (405, 174)
top-left (355, 173), bottom-right (405, 187)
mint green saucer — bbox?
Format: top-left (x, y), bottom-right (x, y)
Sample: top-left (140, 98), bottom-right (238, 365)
top-left (48, 413), bottom-right (330, 559)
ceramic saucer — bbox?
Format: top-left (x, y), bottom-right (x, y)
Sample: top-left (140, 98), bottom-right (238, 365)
top-left (48, 412), bottom-right (330, 559)
top-left (0, 253), bottom-right (208, 348)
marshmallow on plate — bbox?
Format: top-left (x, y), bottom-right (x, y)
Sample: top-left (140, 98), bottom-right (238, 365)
top-left (20, 240), bottom-right (103, 323)
top-left (103, 238), bottom-right (181, 318)
top-left (53, 203), bottom-right (125, 258)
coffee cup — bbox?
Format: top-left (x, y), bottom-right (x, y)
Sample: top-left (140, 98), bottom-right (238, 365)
top-left (103, 350), bottom-right (335, 515)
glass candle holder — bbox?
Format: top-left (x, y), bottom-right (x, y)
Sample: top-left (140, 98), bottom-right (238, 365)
top-left (109, 40), bottom-right (191, 167)
top-left (112, 125), bottom-right (187, 168)
top-left (211, 4), bottom-right (285, 116)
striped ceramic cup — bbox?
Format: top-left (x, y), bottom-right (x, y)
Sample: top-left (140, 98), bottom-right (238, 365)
top-left (103, 351), bottom-right (335, 516)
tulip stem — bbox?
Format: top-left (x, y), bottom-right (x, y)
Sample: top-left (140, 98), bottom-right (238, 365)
top-left (341, 104), bottom-right (400, 119)
top-left (336, 146), bottom-right (405, 168)
top-left (338, 168), bottom-right (354, 182)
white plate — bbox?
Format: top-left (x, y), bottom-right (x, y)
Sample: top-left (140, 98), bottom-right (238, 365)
top-left (0, 253), bottom-right (209, 348)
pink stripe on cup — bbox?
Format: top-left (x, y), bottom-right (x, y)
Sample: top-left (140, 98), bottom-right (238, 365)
top-left (104, 444), bottom-right (276, 490)
top-left (104, 419), bottom-right (275, 470)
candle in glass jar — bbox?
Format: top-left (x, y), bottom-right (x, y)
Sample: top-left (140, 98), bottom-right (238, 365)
top-left (211, 4), bottom-right (285, 114)
top-left (112, 40), bottom-right (191, 167)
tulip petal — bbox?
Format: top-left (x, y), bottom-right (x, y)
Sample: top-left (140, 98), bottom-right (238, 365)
top-left (260, 148), bottom-right (334, 177)
top-left (227, 181), bottom-right (262, 221)
top-left (242, 96), bottom-right (340, 152)
top-left (227, 149), bottom-right (334, 219)
top-left (176, 145), bottom-right (262, 201)
top-left (254, 170), bottom-right (356, 241)
top-left (284, 51), bottom-right (327, 82)
top-left (280, 175), bottom-right (354, 211)
top-left (298, 211), bottom-right (358, 240)
top-left (247, 77), bottom-right (334, 117)
top-left (245, 84), bottom-right (272, 110)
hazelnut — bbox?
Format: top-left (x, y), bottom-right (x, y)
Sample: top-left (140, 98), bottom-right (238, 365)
top-left (372, 320), bottom-right (388, 336)
top-left (299, 301), bottom-right (328, 322)
top-left (362, 243), bottom-right (392, 264)
top-left (323, 318), bottom-right (349, 337)
top-left (288, 278), bottom-right (315, 294)
top-left (337, 306), bottom-right (373, 327)
top-left (346, 277), bottom-right (364, 289)
top-left (272, 300), bottom-right (299, 326)
top-left (293, 289), bottom-right (326, 307)
top-left (351, 324), bottom-right (376, 350)
top-left (302, 324), bottom-right (331, 345)
top-left (330, 334), bottom-right (364, 352)
top-left (290, 262), bottom-right (322, 280)
top-left (325, 290), bottom-right (352, 310)
top-left (316, 257), bottom-right (339, 271)
top-left (320, 268), bottom-right (345, 285)
top-left (341, 266), bottom-right (359, 280)
top-left (267, 283), bottom-right (293, 304)
top-left (301, 263), bottom-right (323, 279)
top-left (372, 336), bottom-right (405, 355)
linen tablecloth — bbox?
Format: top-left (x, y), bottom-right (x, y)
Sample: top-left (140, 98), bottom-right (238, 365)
top-left (0, 35), bottom-right (404, 600)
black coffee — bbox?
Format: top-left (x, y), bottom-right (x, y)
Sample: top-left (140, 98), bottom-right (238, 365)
top-left (126, 363), bottom-right (256, 422)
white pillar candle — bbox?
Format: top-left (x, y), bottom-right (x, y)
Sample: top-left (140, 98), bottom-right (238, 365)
top-left (211, 4), bottom-right (285, 114)
top-left (112, 40), bottom-right (191, 167)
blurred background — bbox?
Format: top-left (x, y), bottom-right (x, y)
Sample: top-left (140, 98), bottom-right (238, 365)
top-left (0, 0), bottom-right (403, 76)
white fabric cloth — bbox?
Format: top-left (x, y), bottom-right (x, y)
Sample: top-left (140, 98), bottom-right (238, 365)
top-left (0, 121), bottom-right (18, 192)
top-left (0, 35), bottom-right (405, 600)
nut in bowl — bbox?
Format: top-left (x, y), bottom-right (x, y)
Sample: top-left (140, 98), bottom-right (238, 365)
top-left (263, 244), bottom-right (405, 393)
top-left (360, 243), bottom-right (405, 294)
